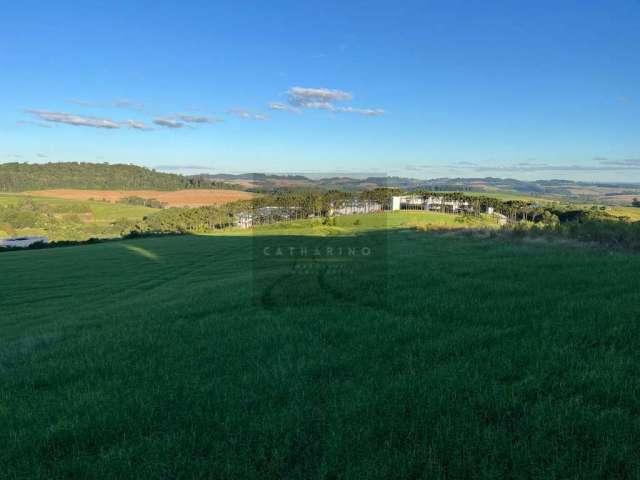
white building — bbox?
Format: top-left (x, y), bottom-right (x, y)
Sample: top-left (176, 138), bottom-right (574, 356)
top-left (330, 201), bottom-right (382, 216)
top-left (235, 213), bottom-right (254, 229)
top-left (389, 195), bottom-right (471, 213)
top-left (0, 236), bottom-right (48, 248)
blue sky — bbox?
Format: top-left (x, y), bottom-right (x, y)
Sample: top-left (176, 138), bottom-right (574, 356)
top-left (1, 0), bottom-right (639, 181)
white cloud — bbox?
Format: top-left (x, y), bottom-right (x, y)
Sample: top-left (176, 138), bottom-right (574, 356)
top-left (287, 86), bottom-right (352, 106)
top-left (26, 109), bottom-right (120, 129)
top-left (300, 101), bottom-right (336, 111)
top-left (153, 117), bottom-right (184, 128)
top-left (125, 120), bottom-right (151, 130)
top-left (268, 102), bottom-right (299, 113)
top-left (228, 108), bottom-right (252, 119)
top-left (228, 108), bottom-right (269, 121)
top-left (336, 106), bottom-right (385, 116)
top-left (285, 86), bottom-right (383, 117)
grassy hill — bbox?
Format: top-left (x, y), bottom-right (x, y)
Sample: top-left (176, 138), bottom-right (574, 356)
top-left (2, 227), bottom-right (640, 478)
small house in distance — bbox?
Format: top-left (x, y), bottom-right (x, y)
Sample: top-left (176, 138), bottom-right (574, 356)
top-left (0, 236), bottom-right (49, 248)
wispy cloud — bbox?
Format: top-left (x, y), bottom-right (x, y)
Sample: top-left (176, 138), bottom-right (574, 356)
top-left (298, 101), bottom-right (336, 111)
top-left (473, 159), bottom-right (640, 172)
top-left (285, 86), bottom-right (383, 116)
top-left (335, 106), bottom-right (385, 116)
top-left (113, 98), bottom-right (144, 111)
top-left (598, 158), bottom-right (640, 167)
top-left (67, 99), bottom-right (94, 107)
top-left (23, 108), bottom-right (216, 132)
top-left (455, 161), bottom-right (478, 166)
top-left (404, 160), bottom-right (640, 173)
top-left (228, 108), bottom-right (252, 119)
top-left (66, 98), bottom-right (145, 110)
top-left (228, 108), bottom-right (269, 120)
top-left (125, 119), bottom-right (151, 130)
top-left (26, 109), bottom-right (120, 129)
top-left (176, 114), bottom-right (223, 124)
top-left (268, 102), bottom-right (299, 113)
top-left (36, 153), bottom-right (48, 158)
top-left (287, 86), bottom-right (353, 106)
top-left (287, 87), bottom-right (353, 108)
top-left (153, 117), bottom-right (184, 128)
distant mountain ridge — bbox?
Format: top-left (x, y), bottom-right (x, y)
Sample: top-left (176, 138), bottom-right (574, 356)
top-left (198, 173), bottom-right (640, 204)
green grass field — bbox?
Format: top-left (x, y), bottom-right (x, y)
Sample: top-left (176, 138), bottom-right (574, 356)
top-left (608, 206), bottom-right (640, 222)
top-left (2, 224), bottom-right (640, 479)
top-left (0, 193), bottom-right (154, 240)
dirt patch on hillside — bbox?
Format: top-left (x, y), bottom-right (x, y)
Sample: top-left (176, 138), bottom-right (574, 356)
top-left (21, 189), bottom-right (254, 207)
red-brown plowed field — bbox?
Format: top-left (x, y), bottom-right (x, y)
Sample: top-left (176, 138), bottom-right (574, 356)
top-left (21, 189), bottom-right (254, 207)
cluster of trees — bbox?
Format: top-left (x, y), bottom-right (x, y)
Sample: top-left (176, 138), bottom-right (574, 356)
top-left (128, 189), bottom-right (543, 235)
top-left (0, 199), bottom-right (135, 240)
top-left (126, 188), bottom-right (640, 243)
top-left (128, 190), bottom-right (397, 235)
top-left (505, 209), bottom-right (640, 249)
top-left (117, 196), bottom-right (167, 209)
top-left (0, 199), bottom-right (89, 229)
top-left (0, 163), bottom-right (242, 192)
top-left (183, 175), bottom-right (244, 190)
top-left (632, 198), bottom-right (640, 207)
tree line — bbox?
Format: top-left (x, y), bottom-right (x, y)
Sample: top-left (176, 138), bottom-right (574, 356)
top-left (125, 188), bottom-right (640, 240)
top-left (0, 162), bottom-right (242, 192)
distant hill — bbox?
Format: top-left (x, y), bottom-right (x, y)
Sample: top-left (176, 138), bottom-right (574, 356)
top-left (3, 162), bottom-right (640, 205)
top-left (200, 173), bottom-right (640, 205)
top-left (0, 163), bottom-right (235, 192)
